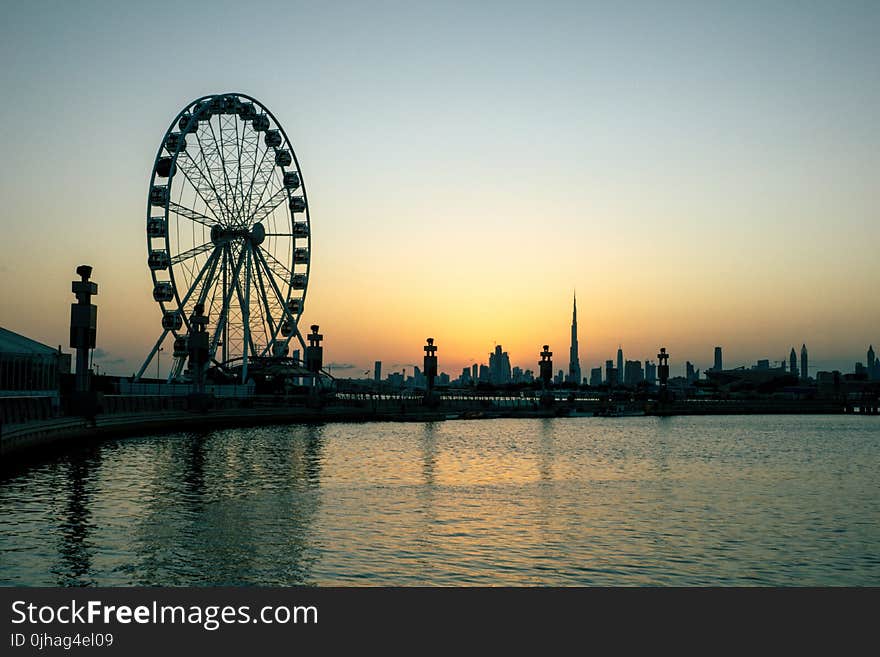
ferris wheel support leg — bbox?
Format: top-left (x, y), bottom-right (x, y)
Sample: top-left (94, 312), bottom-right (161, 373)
top-left (241, 244), bottom-right (252, 384)
top-left (135, 329), bottom-right (170, 381)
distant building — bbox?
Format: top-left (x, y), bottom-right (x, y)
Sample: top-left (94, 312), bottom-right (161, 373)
top-left (756, 359), bottom-right (770, 370)
top-left (624, 360), bottom-right (644, 386)
top-left (472, 364), bottom-right (478, 383)
top-left (512, 366), bottom-right (523, 383)
top-left (686, 361), bottom-right (700, 383)
top-left (605, 359), bottom-right (615, 386)
top-left (589, 367), bottom-right (603, 387)
top-left (478, 364), bottom-right (490, 383)
top-left (567, 293), bottom-right (582, 385)
top-left (373, 360), bottom-right (382, 383)
top-left (438, 373), bottom-right (450, 386)
top-left (800, 344), bottom-right (808, 381)
top-left (616, 346), bottom-right (623, 384)
top-left (644, 360), bottom-right (657, 385)
top-left (868, 345), bottom-right (876, 381)
top-left (789, 348), bottom-right (797, 376)
top-left (489, 345), bottom-right (511, 384)
top-left (460, 367), bottom-right (472, 385)
top-left (523, 369), bottom-right (535, 383)
top-left (713, 347), bottom-right (722, 371)
top-left (412, 365), bottom-right (425, 388)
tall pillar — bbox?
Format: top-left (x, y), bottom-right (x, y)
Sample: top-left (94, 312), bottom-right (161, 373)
top-left (70, 265), bottom-right (98, 394)
top-left (539, 345), bottom-right (554, 408)
top-left (657, 347), bottom-right (670, 401)
top-left (423, 338), bottom-right (438, 403)
top-left (305, 325), bottom-right (324, 399)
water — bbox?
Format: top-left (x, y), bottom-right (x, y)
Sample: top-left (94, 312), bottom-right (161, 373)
top-left (1, 416), bottom-right (878, 586)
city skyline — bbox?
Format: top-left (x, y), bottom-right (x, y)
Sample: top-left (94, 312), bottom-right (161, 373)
top-left (1, 2), bottom-right (878, 376)
top-left (341, 330), bottom-right (878, 386)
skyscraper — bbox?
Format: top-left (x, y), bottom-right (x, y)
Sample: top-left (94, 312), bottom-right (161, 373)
top-left (489, 345), bottom-right (511, 384)
top-left (713, 346), bottom-right (723, 371)
top-left (567, 292), bottom-right (581, 385)
top-left (868, 345), bottom-right (875, 378)
top-left (374, 360), bottom-right (382, 383)
top-left (800, 344), bottom-right (808, 381)
top-left (616, 346), bottom-right (623, 383)
top-left (644, 360), bottom-right (657, 385)
top-left (624, 360), bottom-right (644, 386)
top-left (789, 348), bottom-right (797, 376)
top-left (605, 359), bottom-right (616, 387)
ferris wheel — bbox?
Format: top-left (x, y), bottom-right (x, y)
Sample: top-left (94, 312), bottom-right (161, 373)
top-left (135, 93), bottom-right (311, 384)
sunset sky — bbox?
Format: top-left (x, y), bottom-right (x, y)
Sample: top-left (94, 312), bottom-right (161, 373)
top-left (1, 1), bottom-right (877, 377)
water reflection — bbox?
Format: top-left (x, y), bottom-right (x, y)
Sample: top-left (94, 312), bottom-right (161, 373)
top-left (2, 417), bottom-right (879, 585)
top-left (123, 425), bottom-right (326, 585)
top-left (538, 417), bottom-right (555, 483)
top-left (54, 449), bottom-right (101, 586)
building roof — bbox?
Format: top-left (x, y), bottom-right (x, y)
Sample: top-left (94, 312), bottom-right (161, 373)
top-left (0, 327), bottom-right (60, 356)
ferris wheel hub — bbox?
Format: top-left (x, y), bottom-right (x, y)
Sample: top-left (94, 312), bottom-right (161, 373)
top-left (210, 222), bottom-right (266, 246)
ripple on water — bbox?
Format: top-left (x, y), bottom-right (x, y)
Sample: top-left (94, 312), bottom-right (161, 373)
top-left (1, 416), bottom-right (879, 585)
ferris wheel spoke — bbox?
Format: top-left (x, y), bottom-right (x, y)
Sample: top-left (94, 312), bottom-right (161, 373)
top-left (253, 248), bottom-right (295, 322)
top-left (253, 256), bottom-right (279, 355)
top-left (259, 247), bottom-right (296, 282)
top-left (170, 241), bottom-right (215, 265)
top-left (209, 116), bottom-right (241, 221)
top-left (234, 116), bottom-right (246, 219)
top-left (242, 127), bottom-right (264, 219)
top-left (179, 246), bottom-right (222, 310)
top-left (193, 122), bottom-right (235, 223)
top-left (248, 187), bottom-right (288, 225)
top-left (173, 153), bottom-right (223, 223)
top-left (168, 201), bottom-right (215, 229)
top-left (244, 145), bottom-right (275, 221)
top-left (249, 161), bottom-right (282, 223)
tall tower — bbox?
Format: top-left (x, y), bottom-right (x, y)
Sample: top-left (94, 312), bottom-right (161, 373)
top-left (617, 345), bottom-right (623, 384)
top-left (868, 345), bottom-right (875, 372)
top-left (568, 292), bottom-right (581, 385)
top-left (800, 344), bottom-right (808, 381)
top-left (713, 346), bottom-right (723, 371)
top-left (789, 348), bottom-right (797, 376)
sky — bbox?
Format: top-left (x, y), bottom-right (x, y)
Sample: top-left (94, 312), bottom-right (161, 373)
top-left (0, 0), bottom-right (878, 378)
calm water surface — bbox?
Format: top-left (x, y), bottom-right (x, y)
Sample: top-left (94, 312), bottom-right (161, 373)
top-left (1, 416), bottom-right (878, 585)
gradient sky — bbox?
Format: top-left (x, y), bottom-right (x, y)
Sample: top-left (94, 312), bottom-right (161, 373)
top-left (1, 0), bottom-right (878, 377)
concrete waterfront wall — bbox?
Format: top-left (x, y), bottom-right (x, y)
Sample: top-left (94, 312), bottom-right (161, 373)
top-left (3, 394), bottom-right (873, 462)
top-left (0, 404), bottom-right (454, 460)
top-left (644, 399), bottom-right (847, 415)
